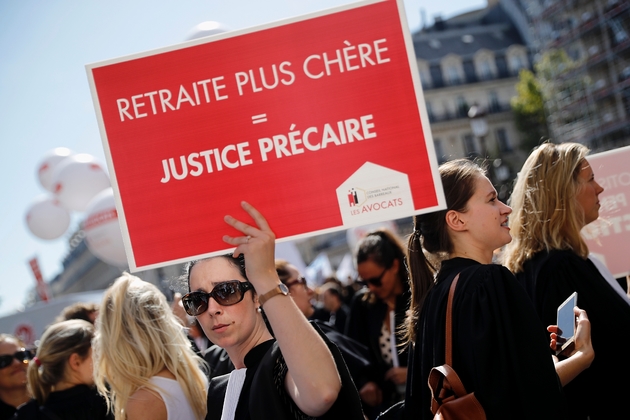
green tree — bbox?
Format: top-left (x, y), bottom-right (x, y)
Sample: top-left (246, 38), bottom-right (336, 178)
top-left (511, 68), bottom-right (549, 152)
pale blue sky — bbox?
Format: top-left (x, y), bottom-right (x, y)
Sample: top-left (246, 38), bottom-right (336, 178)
top-left (0, 0), bottom-right (486, 317)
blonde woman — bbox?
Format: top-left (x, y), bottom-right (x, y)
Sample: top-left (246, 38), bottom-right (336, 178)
top-left (93, 273), bottom-right (208, 420)
top-left (502, 142), bottom-right (630, 419)
top-left (13, 320), bottom-right (111, 419)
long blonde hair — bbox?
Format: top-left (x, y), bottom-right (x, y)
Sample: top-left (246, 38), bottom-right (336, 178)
top-left (27, 320), bottom-right (93, 404)
top-left (93, 273), bottom-right (208, 420)
top-left (501, 142), bottom-right (590, 273)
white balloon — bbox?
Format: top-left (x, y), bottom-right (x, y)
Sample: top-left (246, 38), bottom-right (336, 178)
top-left (83, 188), bottom-right (128, 267)
top-left (185, 21), bottom-right (230, 40)
top-left (25, 195), bottom-right (71, 240)
top-left (37, 147), bottom-right (74, 192)
top-left (51, 154), bottom-right (110, 212)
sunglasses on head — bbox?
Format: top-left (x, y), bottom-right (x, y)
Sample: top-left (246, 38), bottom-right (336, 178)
top-left (285, 276), bottom-right (307, 288)
top-left (359, 268), bottom-right (388, 287)
top-left (182, 280), bottom-right (254, 316)
top-left (0, 349), bottom-right (33, 369)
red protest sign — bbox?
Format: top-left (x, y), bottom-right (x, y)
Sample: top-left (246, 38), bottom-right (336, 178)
top-left (582, 145), bottom-right (630, 278)
top-left (86, 0), bottom-right (444, 271)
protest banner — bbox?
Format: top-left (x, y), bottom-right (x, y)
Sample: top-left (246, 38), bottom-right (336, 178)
top-left (582, 145), bottom-right (630, 278)
top-left (86, 0), bottom-right (444, 271)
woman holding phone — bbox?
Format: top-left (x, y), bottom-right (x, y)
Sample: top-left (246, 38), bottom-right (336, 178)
top-left (402, 159), bottom-right (594, 419)
top-left (502, 142), bottom-right (630, 419)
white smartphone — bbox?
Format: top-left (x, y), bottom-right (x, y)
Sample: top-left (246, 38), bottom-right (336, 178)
top-left (556, 292), bottom-right (578, 355)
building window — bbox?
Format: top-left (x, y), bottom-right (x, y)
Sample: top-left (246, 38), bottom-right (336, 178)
top-left (430, 64), bottom-right (444, 88)
top-left (488, 91), bottom-right (500, 113)
top-left (426, 101), bottom-right (435, 122)
top-left (480, 59), bottom-right (493, 80)
top-left (456, 96), bottom-right (469, 118)
top-left (508, 54), bottom-right (524, 75)
top-left (433, 138), bottom-right (446, 163)
top-left (609, 18), bottom-right (629, 45)
top-left (463, 133), bottom-right (477, 156)
top-left (446, 64), bottom-right (461, 85)
top-left (420, 70), bottom-right (432, 89)
top-left (496, 128), bottom-right (512, 152)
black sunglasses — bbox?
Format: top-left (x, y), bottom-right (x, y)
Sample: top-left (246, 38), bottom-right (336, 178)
top-left (285, 276), bottom-right (307, 288)
top-left (0, 349), bottom-right (33, 369)
top-left (359, 268), bottom-right (388, 287)
top-left (182, 281), bottom-right (254, 316)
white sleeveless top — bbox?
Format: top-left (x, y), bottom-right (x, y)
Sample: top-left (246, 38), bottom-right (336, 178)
top-left (150, 376), bottom-right (197, 420)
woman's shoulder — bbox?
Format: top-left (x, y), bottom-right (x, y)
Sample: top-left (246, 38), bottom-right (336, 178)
top-left (126, 386), bottom-right (167, 420)
top-left (12, 399), bottom-right (40, 419)
top-left (454, 261), bottom-right (514, 287)
top-left (524, 249), bottom-right (592, 281)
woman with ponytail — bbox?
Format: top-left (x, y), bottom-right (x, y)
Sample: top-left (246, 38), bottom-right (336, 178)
top-left (13, 319), bottom-right (111, 420)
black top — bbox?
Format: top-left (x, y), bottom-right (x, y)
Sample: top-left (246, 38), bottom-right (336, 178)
top-left (327, 303), bottom-right (350, 333)
top-left (12, 385), bottom-right (112, 420)
top-left (207, 323), bottom-right (364, 420)
top-left (345, 284), bottom-right (410, 414)
top-left (0, 399), bottom-right (17, 420)
top-left (404, 258), bottom-right (565, 420)
top-left (517, 250), bottom-right (630, 420)
top-left (204, 321), bottom-right (372, 389)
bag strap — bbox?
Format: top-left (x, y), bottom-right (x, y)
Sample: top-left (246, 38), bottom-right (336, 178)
top-left (428, 273), bottom-right (467, 414)
top-left (445, 273), bottom-right (460, 366)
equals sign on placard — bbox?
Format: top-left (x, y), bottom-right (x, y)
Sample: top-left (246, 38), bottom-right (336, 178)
top-left (251, 114), bottom-right (267, 124)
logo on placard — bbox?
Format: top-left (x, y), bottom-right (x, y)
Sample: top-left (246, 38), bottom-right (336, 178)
top-left (336, 163), bottom-right (414, 226)
top-left (347, 188), bottom-right (366, 207)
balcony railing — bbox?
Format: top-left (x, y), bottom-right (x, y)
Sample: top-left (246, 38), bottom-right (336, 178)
top-left (428, 103), bottom-right (512, 124)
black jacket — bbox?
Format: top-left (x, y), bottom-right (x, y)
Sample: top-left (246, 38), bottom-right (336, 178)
top-left (517, 250), bottom-right (630, 420)
top-left (405, 258), bottom-right (565, 420)
top-left (12, 385), bottom-right (112, 420)
top-left (206, 323), bottom-right (364, 420)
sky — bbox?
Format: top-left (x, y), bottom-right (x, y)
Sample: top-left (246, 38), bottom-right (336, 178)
top-left (0, 0), bottom-right (486, 318)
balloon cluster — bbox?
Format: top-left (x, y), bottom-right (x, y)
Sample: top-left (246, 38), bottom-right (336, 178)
top-left (25, 148), bottom-right (128, 267)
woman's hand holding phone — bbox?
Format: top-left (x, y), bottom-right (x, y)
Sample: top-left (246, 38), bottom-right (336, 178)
top-left (548, 306), bottom-right (595, 386)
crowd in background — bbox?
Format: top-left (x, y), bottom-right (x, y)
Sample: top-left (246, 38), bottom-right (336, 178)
top-left (1, 141), bottom-right (629, 419)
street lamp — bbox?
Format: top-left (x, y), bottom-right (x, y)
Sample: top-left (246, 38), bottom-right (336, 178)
top-left (468, 104), bottom-right (488, 158)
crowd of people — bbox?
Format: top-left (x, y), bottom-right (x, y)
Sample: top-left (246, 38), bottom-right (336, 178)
top-left (1, 141), bottom-right (628, 419)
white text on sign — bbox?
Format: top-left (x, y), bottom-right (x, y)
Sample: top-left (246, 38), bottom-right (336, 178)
top-left (159, 114), bottom-right (376, 183)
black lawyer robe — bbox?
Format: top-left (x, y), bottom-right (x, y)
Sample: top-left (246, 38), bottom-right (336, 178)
top-left (404, 258), bottom-right (565, 420)
top-left (517, 249), bottom-right (630, 420)
top-left (206, 322), bottom-right (365, 420)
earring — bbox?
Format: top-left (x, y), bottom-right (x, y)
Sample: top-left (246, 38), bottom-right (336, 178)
top-left (256, 307), bottom-right (262, 313)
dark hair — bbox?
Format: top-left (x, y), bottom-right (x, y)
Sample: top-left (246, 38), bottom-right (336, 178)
top-left (55, 302), bottom-right (99, 324)
top-left (184, 253), bottom-right (247, 292)
top-left (274, 259), bottom-right (293, 285)
top-left (356, 229), bottom-right (408, 302)
top-left (405, 159), bottom-right (486, 344)
top-left (321, 282), bottom-right (343, 299)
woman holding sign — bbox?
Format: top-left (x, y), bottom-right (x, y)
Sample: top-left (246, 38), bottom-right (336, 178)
top-left (401, 159), bottom-right (594, 420)
top-left (502, 142), bottom-right (630, 419)
top-left (182, 201), bottom-right (364, 420)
